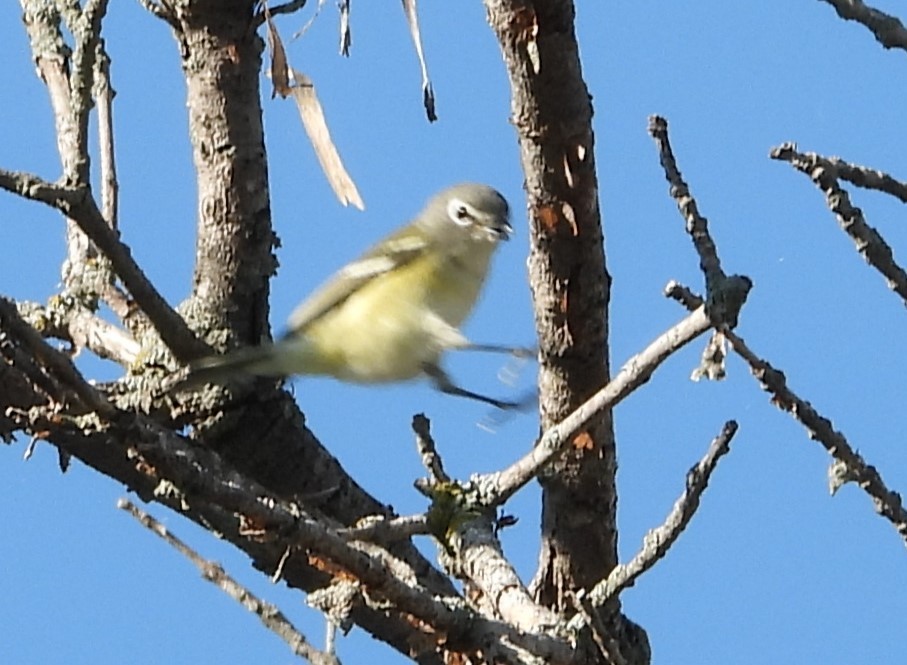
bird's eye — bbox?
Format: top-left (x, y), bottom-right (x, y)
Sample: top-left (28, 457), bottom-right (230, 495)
top-left (447, 199), bottom-right (473, 226)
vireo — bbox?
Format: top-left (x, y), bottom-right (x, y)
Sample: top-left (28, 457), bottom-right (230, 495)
top-left (181, 183), bottom-right (526, 408)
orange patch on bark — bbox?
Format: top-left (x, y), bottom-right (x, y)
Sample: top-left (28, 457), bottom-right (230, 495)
top-left (572, 431), bottom-right (594, 450)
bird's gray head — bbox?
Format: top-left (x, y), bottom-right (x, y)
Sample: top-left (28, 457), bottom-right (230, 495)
top-left (419, 183), bottom-right (512, 243)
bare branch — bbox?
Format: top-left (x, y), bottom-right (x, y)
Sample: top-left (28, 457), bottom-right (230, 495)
top-left (820, 0), bottom-right (907, 52)
top-left (689, 330), bottom-right (728, 382)
top-left (130, 430), bottom-right (575, 664)
top-left (20, 0), bottom-right (95, 297)
top-left (90, 37), bottom-right (129, 323)
top-left (338, 514), bottom-right (430, 543)
top-left (0, 169), bottom-right (205, 362)
top-left (484, 0), bottom-right (617, 606)
top-left (725, 329), bottom-right (907, 547)
top-left (663, 280), bottom-right (701, 310)
top-left (569, 594), bottom-right (628, 665)
top-left (771, 142), bottom-right (907, 306)
top-left (817, 155), bottom-right (907, 203)
top-left (448, 515), bottom-right (560, 634)
top-left (251, 0), bottom-right (310, 30)
top-left (2, 337), bottom-right (70, 412)
top-left (20, 1), bottom-right (84, 184)
top-left (477, 306), bottom-right (713, 506)
top-left (17, 299), bottom-right (140, 367)
top-left (119, 499), bottom-right (341, 665)
top-left (671, 286), bottom-right (907, 547)
top-left (0, 296), bottom-right (115, 417)
top-left (94, 44), bottom-right (118, 229)
top-left (18, 0), bottom-right (180, 362)
top-left (1, 356), bottom-right (479, 663)
top-left (413, 477), bottom-right (561, 642)
top-left (61, 0), bottom-right (111, 161)
top-left (576, 421), bottom-right (738, 611)
top-left (648, 115), bottom-right (725, 290)
top-left (412, 413), bottom-right (449, 483)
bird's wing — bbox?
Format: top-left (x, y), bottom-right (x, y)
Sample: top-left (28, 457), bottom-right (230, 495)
top-left (283, 227), bottom-right (430, 335)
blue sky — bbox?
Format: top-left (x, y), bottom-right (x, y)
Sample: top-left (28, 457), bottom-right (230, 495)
top-left (2, 1), bottom-right (907, 663)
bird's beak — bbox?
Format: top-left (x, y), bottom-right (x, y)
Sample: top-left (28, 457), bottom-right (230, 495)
top-left (492, 217), bottom-right (513, 241)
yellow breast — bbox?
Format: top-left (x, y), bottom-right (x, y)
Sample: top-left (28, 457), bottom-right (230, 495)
top-left (303, 240), bottom-right (498, 383)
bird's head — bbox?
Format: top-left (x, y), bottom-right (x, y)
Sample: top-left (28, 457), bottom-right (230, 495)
top-left (419, 183), bottom-right (512, 244)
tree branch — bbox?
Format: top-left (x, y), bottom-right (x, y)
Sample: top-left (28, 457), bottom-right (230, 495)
top-left (0, 169), bottom-right (205, 362)
top-left (668, 286), bottom-right (907, 547)
top-left (2, 347), bottom-right (571, 663)
top-left (448, 515), bottom-right (560, 635)
top-left (574, 421), bottom-right (739, 612)
top-left (727, 329), bottom-right (907, 547)
top-left (128, 426), bottom-right (576, 664)
top-left (59, 0), bottom-right (111, 165)
top-left (94, 41), bottom-right (119, 230)
top-left (808, 154), bottom-right (907, 203)
top-left (771, 142), bottom-right (907, 306)
top-left (20, 0), bottom-right (96, 300)
top-left (337, 514), bottom-right (429, 543)
top-left (255, 0), bottom-right (309, 26)
top-left (413, 413), bottom-right (450, 483)
top-left (477, 306), bottom-right (713, 507)
top-left (411, 417), bottom-right (561, 636)
top-left (0, 296), bottom-right (115, 417)
top-left (648, 115), bottom-right (725, 288)
top-left (119, 499), bottom-right (341, 665)
top-left (820, 0), bottom-right (907, 51)
top-left (16, 298), bottom-right (140, 367)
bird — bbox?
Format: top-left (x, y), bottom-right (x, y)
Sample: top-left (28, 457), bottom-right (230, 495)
top-left (177, 183), bottom-right (530, 409)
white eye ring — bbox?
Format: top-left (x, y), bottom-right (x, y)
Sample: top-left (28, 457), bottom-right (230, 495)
top-left (447, 198), bottom-right (473, 226)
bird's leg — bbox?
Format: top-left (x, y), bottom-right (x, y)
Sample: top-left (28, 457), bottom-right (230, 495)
top-left (423, 312), bottom-right (535, 359)
top-left (422, 362), bottom-right (528, 410)
top-left (455, 343), bottom-right (536, 358)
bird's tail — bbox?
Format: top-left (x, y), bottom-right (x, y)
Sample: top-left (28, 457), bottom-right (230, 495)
top-left (172, 343), bottom-right (288, 392)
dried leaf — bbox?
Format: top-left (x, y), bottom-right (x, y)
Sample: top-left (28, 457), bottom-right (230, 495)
top-left (290, 69), bottom-right (365, 209)
top-left (261, 5), bottom-right (364, 209)
top-left (401, 0), bottom-right (437, 122)
top-left (339, 0), bottom-right (352, 56)
top-left (262, 3), bottom-right (291, 97)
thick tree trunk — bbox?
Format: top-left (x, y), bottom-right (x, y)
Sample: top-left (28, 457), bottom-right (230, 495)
top-left (172, 0), bottom-right (276, 345)
top-left (484, 0), bottom-right (618, 612)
